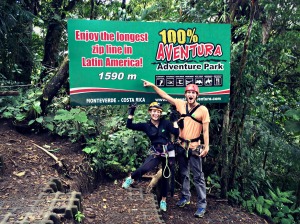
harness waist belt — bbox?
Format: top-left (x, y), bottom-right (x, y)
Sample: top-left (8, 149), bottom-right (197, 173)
top-left (152, 143), bottom-right (168, 149)
top-left (179, 136), bottom-right (201, 143)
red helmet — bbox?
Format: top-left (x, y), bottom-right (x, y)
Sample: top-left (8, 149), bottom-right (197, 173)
top-left (185, 84), bottom-right (199, 95)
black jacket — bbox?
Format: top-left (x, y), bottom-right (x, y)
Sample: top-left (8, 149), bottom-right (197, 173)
top-left (126, 118), bottom-right (179, 146)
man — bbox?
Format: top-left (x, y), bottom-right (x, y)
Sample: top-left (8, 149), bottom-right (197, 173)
top-left (142, 79), bottom-right (210, 218)
top-left (122, 102), bottom-right (179, 212)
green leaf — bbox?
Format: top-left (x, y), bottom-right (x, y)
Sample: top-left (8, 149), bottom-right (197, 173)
top-left (284, 120), bottom-right (300, 135)
top-left (54, 110), bottom-right (71, 121)
top-left (83, 147), bottom-right (93, 154)
top-left (281, 218), bottom-right (292, 224)
top-left (251, 195), bottom-right (257, 201)
top-left (285, 109), bottom-right (300, 120)
top-left (70, 108), bottom-right (81, 114)
top-left (257, 196), bottom-right (264, 205)
top-left (127, 137), bottom-right (135, 147)
top-left (43, 116), bottom-right (53, 122)
top-left (269, 189), bottom-right (278, 201)
top-left (264, 199), bottom-right (274, 206)
top-left (122, 147), bottom-right (128, 154)
top-left (15, 114), bottom-right (26, 121)
top-left (3, 111), bottom-right (13, 118)
top-left (256, 203), bottom-right (263, 214)
top-left (74, 112), bottom-right (88, 123)
top-left (263, 208), bottom-right (271, 217)
top-left (33, 101), bottom-right (42, 114)
top-left (45, 123), bottom-right (54, 131)
top-left (282, 206), bottom-right (290, 213)
top-left (36, 117), bottom-right (43, 123)
top-left (280, 198), bottom-right (293, 204)
top-left (287, 214), bottom-right (294, 221)
top-left (246, 200), bottom-right (253, 208)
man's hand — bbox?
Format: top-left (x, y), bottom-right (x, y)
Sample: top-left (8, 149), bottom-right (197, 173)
top-left (141, 79), bottom-right (176, 106)
top-left (128, 103), bottom-right (137, 116)
top-left (141, 79), bottom-right (154, 87)
top-left (200, 146), bottom-right (209, 157)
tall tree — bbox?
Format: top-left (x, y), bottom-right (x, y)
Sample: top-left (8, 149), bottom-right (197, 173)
top-left (40, 0), bottom-right (78, 81)
top-left (0, 0), bottom-right (35, 83)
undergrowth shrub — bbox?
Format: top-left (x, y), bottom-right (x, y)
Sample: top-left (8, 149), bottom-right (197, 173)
top-left (228, 187), bottom-right (300, 224)
top-left (1, 87), bottom-right (43, 122)
top-left (43, 108), bottom-right (96, 142)
top-left (83, 108), bottom-right (151, 179)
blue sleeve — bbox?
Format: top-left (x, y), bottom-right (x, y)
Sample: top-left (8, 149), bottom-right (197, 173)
top-left (126, 118), bottom-right (146, 131)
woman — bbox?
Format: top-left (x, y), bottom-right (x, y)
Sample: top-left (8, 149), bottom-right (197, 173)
top-left (122, 102), bottom-right (179, 212)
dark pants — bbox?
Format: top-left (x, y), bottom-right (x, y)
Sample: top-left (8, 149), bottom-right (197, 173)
top-left (131, 154), bottom-right (175, 197)
top-left (176, 145), bottom-right (207, 209)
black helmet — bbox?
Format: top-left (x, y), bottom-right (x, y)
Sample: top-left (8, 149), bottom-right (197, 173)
top-left (148, 102), bottom-right (162, 112)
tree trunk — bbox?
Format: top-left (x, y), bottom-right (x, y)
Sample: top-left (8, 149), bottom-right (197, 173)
top-left (0, 91), bottom-right (19, 96)
top-left (24, 56), bottom-right (69, 122)
top-left (227, 1), bottom-right (257, 192)
top-left (296, 179), bottom-right (300, 207)
top-left (40, 20), bottom-right (64, 80)
top-left (220, 104), bottom-right (230, 198)
top-left (19, 0), bottom-right (41, 83)
top-left (90, 0), bottom-right (95, 19)
top-left (40, 56), bottom-right (69, 114)
top-left (262, 137), bottom-right (270, 170)
top-left (40, 0), bottom-right (77, 81)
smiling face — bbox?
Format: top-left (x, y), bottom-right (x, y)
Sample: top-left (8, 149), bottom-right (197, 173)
top-left (148, 109), bottom-right (162, 121)
top-left (185, 90), bottom-right (198, 104)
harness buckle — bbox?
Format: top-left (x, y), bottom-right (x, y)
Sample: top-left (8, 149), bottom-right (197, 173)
top-left (150, 144), bottom-right (169, 157)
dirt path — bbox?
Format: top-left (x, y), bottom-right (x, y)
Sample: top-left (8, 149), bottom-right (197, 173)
top-left (0, 119), bottom-right (269, 223)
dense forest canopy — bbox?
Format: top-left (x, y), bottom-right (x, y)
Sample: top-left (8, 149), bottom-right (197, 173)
top-left (0, 0), bottom-right (299, 223)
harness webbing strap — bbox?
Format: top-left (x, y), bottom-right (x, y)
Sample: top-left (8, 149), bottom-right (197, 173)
top-left (180, 104), bottom-right (202, 124)
top-left (179, 136), bottom-right (201, 143)
top-left (178, 104), bottom-right (202, 153)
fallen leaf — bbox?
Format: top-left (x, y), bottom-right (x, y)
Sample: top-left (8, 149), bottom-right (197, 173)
top-left (13, 171), bottom-right (26, 177)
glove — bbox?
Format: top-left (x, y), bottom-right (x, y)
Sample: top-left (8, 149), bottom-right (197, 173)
top-left (128, 103), bottom-right (137, 115)
top-left (170, 111), bottom-right (179, 122)
top-left (169, 105), bottom-right (180, 122)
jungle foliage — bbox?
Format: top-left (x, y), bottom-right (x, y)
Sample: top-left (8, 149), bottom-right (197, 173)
top-left (0, 0), bottom-right (299, 223)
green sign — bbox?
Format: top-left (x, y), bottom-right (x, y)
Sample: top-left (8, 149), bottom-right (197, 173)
top-left (68, 20), bottom-right (230, 106)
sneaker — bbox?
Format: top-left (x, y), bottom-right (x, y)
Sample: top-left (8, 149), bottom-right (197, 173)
top-left (194, 207), bottom-right (206, 218)
top-left (176, 197), bottom-right (190, 207)
top-left (160, 200), bottom-right (167, 212)
top-left (122, 177), bottom-right (133, 189)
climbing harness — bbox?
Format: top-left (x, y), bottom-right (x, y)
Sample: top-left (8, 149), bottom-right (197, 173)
top-left (176, 138), bottom-right (205, 158)
top-left (177, 103), bottom-right (204, 158)
top-left (149, 144), bottom-right (172, 179)
top-left (162, 145), bottom-right (171, 179)
top-left (178, 104), bottom-right (202, 129)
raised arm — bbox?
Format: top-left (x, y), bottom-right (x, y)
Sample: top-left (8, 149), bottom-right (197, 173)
top-left (142, 79), bottom-right (176, 105)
